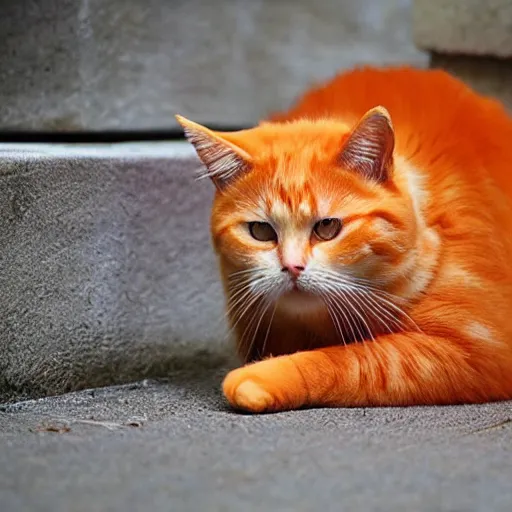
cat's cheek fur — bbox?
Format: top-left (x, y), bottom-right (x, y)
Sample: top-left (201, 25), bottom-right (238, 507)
top-left (255, 249), bottom-right (280, 269)
top-left (212, 227), bottom-right (261, 270)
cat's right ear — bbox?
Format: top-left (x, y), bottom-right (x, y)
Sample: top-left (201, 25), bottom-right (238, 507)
top-left (175, 115), bottom-right (252, 191)
top-left (338, 106), bottom-right (395, 183)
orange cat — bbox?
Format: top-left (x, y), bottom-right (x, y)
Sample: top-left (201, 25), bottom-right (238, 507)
top-left (177, 66), bottom-right (512, 413)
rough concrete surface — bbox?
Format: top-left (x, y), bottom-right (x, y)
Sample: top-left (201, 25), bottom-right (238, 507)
top-left (413, 0), bottom-right (512, 58)
top-left (1, 378), bottom-right (512, 511)
top-left (0, 0), bottom-right (427, 132)
top-left (0, 145), bottom-right (234, 402)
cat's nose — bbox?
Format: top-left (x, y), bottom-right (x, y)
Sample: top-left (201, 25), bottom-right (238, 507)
top-left (282, 264), bottom-right (305, 279)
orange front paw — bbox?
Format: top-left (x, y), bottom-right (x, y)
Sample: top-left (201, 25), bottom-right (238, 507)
top-left (222, 368), bottom-right (276, 413)
top-left (222, 356), bottom-right (309, 413)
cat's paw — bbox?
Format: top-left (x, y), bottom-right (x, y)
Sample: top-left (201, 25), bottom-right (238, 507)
top-left (222, 356), bottom-right (310, 413)
top-left (222, 368), bottom-right (275, 413)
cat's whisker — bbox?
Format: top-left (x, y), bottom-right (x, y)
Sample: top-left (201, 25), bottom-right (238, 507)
top-left (345, 288), bottom-right (405, 334)
top-left (223, 268), bottom-right (285, 359)
top-left (237, 301), bottom-right (262, 361)
top-left (338, 272), bottom-right (412, 306)
top-left (228, 275), bottom-right (264, 293)
top-left (214, 286), bottom-right (268, 343)
top-left (239, 290), bottom-right (276, 361)
top-left (340, 292), bottom-right (373, 342)
top-left (229, 288), bottom-right (267, 332)
top-left (234, 292), bottom-right (270, 359)
top-left (223, 262), bottom-right (420, 359)
top-left (330, 295), bottom-right (358, 343)
top-left (359, 290), bottom-right (408, 332)
top-left (261, 301), bottom-right (279, 358)
top-left (310, 274), bottom-right (367, 336)
top-left (310, 270), bottom-right (411, 341)
top-left (323, 281), bottom-right (375, 342)
top-left (230, 266), bottom-right (270, 276)
top-left (327, 278), bottom-right (404, 332)
top-left (228, 267), bottom-right (267, 283)
top-left (349, 289), bottom-right (398, 334)
top-left (245, 296), bottom-right (275, 361)
top-left (226, 276), bottom-right (269, 319)
top-left (322, 294), bottom-right (347, 347)
top-left (319, 280), bottom-right (364, 342)
top-left (227, 270), bottom-right (277, 308)
top-left (314, 266), bottom-right (420, 332)
top-left (347, 283), bottom-right (418, 333)
top-left (366, 291), bottom-right (422, 333)
top-left (344, 290), bottom-right (378, 341)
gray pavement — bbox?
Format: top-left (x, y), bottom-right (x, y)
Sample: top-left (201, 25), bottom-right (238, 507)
top-left (2, 373), bottom-right (512, 512)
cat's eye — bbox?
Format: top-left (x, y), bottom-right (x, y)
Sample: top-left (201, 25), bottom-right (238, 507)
top-left (248, 222), bottom-right (278, 242)
top-left (313, 218), bottom-right (342, 241)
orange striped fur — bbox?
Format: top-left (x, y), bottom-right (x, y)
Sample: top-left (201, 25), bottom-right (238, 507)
top-left (177, 67), bottom-right (512, 412)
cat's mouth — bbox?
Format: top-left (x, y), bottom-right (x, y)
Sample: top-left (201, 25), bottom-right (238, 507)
top-left (279, 274), bottom-right (320, 297)
top-left (278, 286), bottom-right (325, 314)
top-left (283, 279), bottom-right (305, 294)
top-left (282, 280), bottom-right (318, 299)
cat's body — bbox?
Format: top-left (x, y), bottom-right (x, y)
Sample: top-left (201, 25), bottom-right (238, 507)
top-left (178, 67), bottom-right (512, 412)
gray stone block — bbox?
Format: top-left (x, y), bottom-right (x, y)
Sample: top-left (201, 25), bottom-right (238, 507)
top-left (413, 0), bottom-right (512, 57)
top-left (0, 0), bottom-right (427, 132)
top-left (0, 143), bottom-right (235, 402)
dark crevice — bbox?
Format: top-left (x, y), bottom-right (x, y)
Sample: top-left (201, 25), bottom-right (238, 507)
top-left (0, 125), bottom-right (250, 143)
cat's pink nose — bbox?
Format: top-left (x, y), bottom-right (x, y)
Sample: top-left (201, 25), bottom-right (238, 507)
top-left (282, 264), bottom-right (305, 279)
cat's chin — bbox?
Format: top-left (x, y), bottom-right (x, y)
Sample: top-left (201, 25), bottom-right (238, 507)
top-left (277, 289), bottom-right (325, 316)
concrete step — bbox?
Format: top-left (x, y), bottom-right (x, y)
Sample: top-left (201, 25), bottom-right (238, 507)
top-left (0, 0), bottom-right (426, 132)
top-left (0, 142), bottom-right (234, 402)
top-left (413, 0), bottom-right (512, 58)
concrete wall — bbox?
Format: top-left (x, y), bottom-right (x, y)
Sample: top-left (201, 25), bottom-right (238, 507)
top-left (0, 0), bottom-right (426, 132)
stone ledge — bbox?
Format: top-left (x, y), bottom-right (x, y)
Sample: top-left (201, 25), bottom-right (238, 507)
top-left (413, 0), bottom-right (512, 58)
top-left (0, 0), bottom-right (426, 132)
top-left (0, 145), bottom-right (231, 402)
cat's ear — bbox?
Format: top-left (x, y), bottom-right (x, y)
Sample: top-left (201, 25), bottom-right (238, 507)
top-left (339, 106), bottom-right (394, 183)
top-left (175, 115), bottom-right (252, 190)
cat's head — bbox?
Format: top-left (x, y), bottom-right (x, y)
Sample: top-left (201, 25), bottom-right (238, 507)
top-left (177, 108), bottom-right (419, 314)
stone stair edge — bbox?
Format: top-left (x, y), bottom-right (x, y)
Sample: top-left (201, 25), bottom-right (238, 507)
top-left (413, 0), bottom-right (512, 58)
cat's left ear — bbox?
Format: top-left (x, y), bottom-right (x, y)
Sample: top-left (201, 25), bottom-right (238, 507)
top-left (175, 115), bottom-right (252, 190)
top-left (339, 106), bottom-right (395, 183)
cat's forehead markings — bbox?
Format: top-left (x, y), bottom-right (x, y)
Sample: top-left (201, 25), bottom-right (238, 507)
top-left (317, 198), bottom-right (332, 217)
top-left (268, 197), bottom-right (315, 222)
top-left (298, 200), bottom-right (312, 217)
top-left (269, 198), bottom-right (289, 220)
